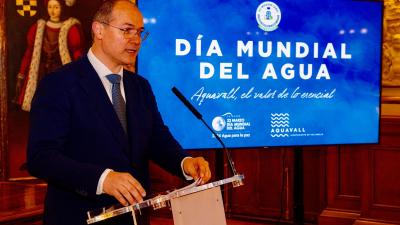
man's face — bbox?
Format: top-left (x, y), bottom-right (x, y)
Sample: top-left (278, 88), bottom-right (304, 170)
top-left (101, 1), bottom-right (144, 68)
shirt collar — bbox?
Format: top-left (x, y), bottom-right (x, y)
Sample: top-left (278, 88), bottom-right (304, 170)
top-left (87, 48), bottom-right (124, 78)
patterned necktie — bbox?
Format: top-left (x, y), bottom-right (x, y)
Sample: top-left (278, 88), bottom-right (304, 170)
top-left (106, 74), bottom-right (127, 133)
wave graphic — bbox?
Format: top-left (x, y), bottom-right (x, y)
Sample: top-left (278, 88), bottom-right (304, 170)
top-left (271, 113), bottom-right (289, 117)
top-left (271, 121), bottom-right (289, 124)
top-left (271, 134), bottom-right (289, 137)
top-left (271, 117), bottom-right (289, 121)
top-left (271, 124), bottom-right (289, 128)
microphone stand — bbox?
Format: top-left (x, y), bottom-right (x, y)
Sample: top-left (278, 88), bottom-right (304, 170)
top-left (197, 116), bottom-right (243, 187)
top-left (171, 87), bottom-right (243, 187)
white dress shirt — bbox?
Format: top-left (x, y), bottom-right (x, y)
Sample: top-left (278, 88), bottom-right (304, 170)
top-left (87, 49), bottom-right (126, 102)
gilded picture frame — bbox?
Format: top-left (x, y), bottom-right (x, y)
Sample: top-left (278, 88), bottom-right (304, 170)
top-left (0, 0), bottom-right (107, 180)
top-left (382, 0), bottom-right (400, 102)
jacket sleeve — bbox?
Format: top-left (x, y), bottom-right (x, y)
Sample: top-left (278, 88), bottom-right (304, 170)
top-left (27, 74), bottom-right (105, 198)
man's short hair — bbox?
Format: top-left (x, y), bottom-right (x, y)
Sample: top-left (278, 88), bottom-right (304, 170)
top-left (93, 0), bottom-right (135, 23)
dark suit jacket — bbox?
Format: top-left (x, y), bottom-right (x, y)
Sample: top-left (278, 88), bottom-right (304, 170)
top-left (27, 56), bottom-right (188, 225)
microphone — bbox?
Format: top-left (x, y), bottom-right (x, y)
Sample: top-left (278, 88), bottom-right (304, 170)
top-left (172, 87), bottom-right (243, 187)
top-left (172, 87), bottom-right (202, 120)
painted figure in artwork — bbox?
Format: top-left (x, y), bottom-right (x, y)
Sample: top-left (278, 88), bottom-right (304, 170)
top-left (382, 0), bottom-right (400, 86)
top-left (14, 0), bottom-right (84, 111)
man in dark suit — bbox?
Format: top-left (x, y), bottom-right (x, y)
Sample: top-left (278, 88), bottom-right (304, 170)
top-left (27, 1), bottom-right (211, 224)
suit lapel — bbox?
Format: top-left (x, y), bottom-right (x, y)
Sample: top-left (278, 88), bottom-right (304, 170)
top-left (123, 71), bottom-right (153, 167)
top-left (77, 56), bottom-right (128, 148)
top-left (123, 72), bottom-right (140, 150)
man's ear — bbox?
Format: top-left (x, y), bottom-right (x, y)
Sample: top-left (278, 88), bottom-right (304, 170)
top-left (92, 21), bottom-right (103, 39)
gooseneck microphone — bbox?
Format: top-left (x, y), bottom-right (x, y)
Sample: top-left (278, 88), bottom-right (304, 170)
top-left (172, 87), bottom-right (242, 186)
top-left (172, 87), bottom-right (202, 120)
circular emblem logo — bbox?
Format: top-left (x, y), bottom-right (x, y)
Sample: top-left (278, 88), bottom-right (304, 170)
top-left (212, 116), bottom-right (226, 132)
top-left (256, 1), bottom-right (281, 32)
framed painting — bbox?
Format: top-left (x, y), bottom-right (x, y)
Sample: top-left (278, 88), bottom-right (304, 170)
top-left (0, 0), bottom-right (137, 180)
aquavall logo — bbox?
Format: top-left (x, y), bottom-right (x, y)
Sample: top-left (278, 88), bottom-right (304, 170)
top-left (270, 113), bottom-right (306, 138)
top-left (270, 113), bottom-right (289, 137)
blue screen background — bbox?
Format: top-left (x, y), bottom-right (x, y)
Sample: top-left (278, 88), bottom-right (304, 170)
top-left (138, 0), bottom-right (383, 149)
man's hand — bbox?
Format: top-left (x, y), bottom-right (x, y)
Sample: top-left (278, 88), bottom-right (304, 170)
top-left (183, 157), bottom-right (211, 184)
top-left (103, 171), bottom-right (146, 206)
